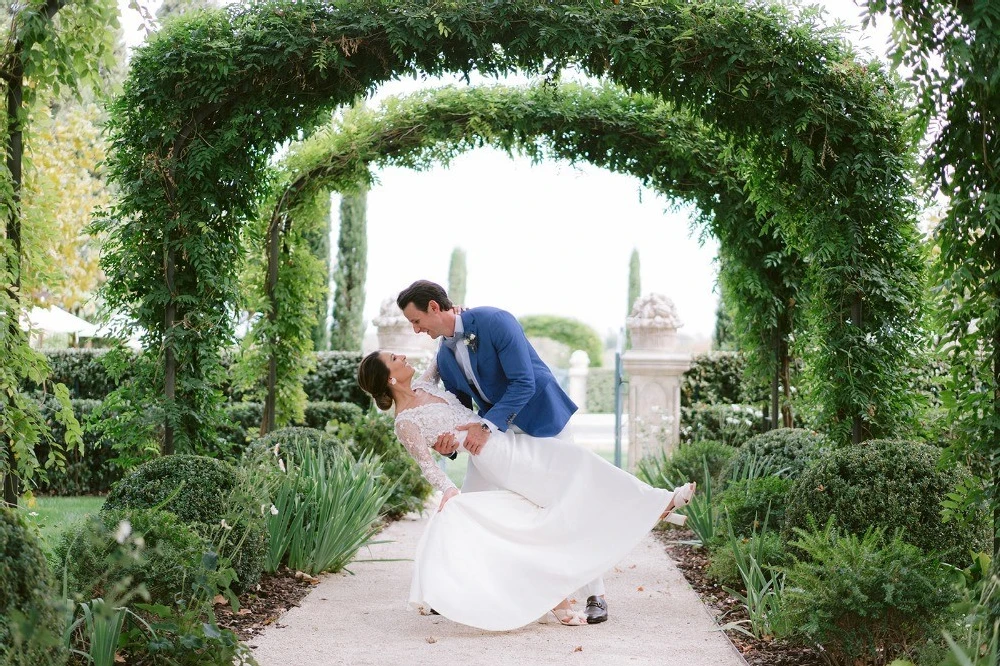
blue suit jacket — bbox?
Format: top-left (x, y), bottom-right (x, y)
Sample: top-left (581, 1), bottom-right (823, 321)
top-left (436, 307), bottom-right (577, 438)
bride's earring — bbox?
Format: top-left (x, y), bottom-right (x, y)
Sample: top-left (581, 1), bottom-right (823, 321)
top-left (389, 377), bottom-right (397, 385)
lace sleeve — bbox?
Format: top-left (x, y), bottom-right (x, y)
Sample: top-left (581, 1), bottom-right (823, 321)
top-left (394, 418), bottom-right (456, 494)
top-left (417, 357), bottom-right (440, 385)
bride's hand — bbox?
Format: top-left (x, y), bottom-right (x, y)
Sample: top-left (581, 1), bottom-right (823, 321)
top-left (438, 487), bottom-right (459, 512)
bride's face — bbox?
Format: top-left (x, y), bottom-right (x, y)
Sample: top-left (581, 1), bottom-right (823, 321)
top-left (380, 351), bottom-right (414, 385)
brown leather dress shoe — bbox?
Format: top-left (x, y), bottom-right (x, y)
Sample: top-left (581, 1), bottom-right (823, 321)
top-left (585, 595), bottom-right (608, 624)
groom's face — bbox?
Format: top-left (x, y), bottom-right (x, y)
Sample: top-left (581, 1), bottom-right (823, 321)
top-left (402, 301), bottom-right (448, 339)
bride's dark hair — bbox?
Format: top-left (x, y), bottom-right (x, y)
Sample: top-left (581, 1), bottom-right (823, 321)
top-left (357, 351), bottom-right (394, 411)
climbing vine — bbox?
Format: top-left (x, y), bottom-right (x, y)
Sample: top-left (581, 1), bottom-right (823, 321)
top-left (98, 0), bottom-right (923, 450)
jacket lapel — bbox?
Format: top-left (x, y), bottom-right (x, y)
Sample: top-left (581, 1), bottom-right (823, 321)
top-left (437, 339), bottom-right (474, 396)
top-left (461, 312), bottom-right (490, 404)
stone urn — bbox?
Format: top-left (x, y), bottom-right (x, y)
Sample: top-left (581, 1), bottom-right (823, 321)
top-left (626, 293), bottom-right (682, 351)
top-left (373, 298), bottom-right (418, 351)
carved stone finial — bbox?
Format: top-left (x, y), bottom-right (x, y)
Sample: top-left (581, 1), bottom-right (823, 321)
top-left (626, 293), bottom-right (682, 351)
top-left (372, 298), bottom-right (407, 328)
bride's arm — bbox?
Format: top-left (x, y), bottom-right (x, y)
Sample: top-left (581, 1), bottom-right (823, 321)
top-left (394, 419), bottom-right (457, 494)
top-left (417, 357), bottom-right (440, 385)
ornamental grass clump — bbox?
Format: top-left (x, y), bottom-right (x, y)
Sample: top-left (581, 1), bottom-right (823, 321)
top-left (636, 439), bottom-right (736, 490)
top-left (780, 520), bottom-right (956, 666)
top-left (249, 441), bottom-right (391, 575)
top-left (327, 411), bottom-right (431, 519)
top-left (0, 508), bottom-right (69, 666)
top-left (783, 439), bottom-right (988, 566)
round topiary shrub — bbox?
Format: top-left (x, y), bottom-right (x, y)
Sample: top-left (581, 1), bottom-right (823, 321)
top-left (246, 426), bottom-right (347, 467)
top-left (56, 508), bottom-right (207, 605)
top-left (783, 439), bottom-right (988, 565)
top-left (723, 428), bottom-right (829, 483)
top-left (0, 508), bottom-right (68, 666)
top-left (103, 455), bottom-right (240, 525)
top-left (718, 475), bottom-right (793, 536)
top-left (103, 455), bottom-right (269, 593)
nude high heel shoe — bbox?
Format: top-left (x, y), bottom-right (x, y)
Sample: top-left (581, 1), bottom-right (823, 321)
top-left (662, 482), bottom-right (697, 526)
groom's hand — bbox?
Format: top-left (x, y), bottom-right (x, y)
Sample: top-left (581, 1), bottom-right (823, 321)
top-left (432, 432), bottom-right (460, 456)
top-left (457, 422), bottom-right (490, 455)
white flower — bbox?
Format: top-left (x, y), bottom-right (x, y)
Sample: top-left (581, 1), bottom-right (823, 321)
top-left (115, 520), bottom-right (132, 544)
top-left (270, 504), bottom-right (279, 515)
top-left (272, 443), bottom-right (280, 457)
top-left (278, 458), bottom-right (286, 473)
top-left (221, 519), bottom-right (233, 531)
top-left (28, 511), bottom-right (38, 517)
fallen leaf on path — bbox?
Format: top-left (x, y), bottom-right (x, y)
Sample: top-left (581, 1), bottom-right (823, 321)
top-left (426, 636), bottom-right (438, 644)
top-left (237, 608), bottom-right (252, 616)
top-left (213, 594), bottom-right (227, 606)
top-left (637, 586), bottom-right (644, 592)
top-left (573, 646), bottom-right (583, 652)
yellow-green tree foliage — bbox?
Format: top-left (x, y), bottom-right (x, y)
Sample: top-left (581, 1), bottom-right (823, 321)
top-left (22, 100), bottom-right (108, 312)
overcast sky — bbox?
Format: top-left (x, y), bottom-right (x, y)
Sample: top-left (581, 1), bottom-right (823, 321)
top-left (117, 1), bottom-right (895, 341)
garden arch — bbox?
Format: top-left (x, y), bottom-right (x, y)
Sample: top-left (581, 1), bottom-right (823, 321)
top-left (97, 0), bottom-right (924, 453)
top-left (248, 82), bottom-right (799, 434)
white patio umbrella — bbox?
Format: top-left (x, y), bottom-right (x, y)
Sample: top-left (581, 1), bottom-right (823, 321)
top-left (22, 305), bottom-right (99, 337)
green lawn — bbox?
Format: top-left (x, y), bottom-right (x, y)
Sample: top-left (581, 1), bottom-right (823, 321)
top-left (21, 495), bottom-right (105, 551)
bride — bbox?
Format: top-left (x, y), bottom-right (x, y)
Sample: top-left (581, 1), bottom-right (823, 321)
top-left (357, 350), bottom-right (695, 631)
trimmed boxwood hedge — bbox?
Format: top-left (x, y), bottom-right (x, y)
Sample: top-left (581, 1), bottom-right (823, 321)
top-left (301, 352), bottom-right (367, 405)
top-left (681, 352), bottom-right (766, 407)
top-left (783, 439), bottom-right (988, 565)
top-left (28, 348), bottom-right (122, 400)
top-left (0, 508), bottom-right (68, 666)
top-left (33, 349), bottom-right (367, 405)
top-left (34, 397), bottom-right (120, 495)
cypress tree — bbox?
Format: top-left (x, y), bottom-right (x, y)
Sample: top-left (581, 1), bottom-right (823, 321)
top-left (627, 248), bottom-right (640, 314)
top-left (305, 192), bottom-right (332, 350)
top-left (330, 188), bottom-right (367, 350)
top-left (448, 247), bottom-right (467, 305)
top-left (626, 249), bottom-right (640, 348)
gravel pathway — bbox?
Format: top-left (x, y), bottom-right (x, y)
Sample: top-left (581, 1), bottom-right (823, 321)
top-left (251, 506), bottom-right (747, 666)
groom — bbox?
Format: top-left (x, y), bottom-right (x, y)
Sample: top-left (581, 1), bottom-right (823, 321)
top-left (396, 279), bottom-right (610, 625)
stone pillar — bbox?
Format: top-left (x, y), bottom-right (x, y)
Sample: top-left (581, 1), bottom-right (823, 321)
top-left (623, 293), bottom-right (691, 471)
top-left (567, 349), bottom-right (590, 414)
top-left (371, 298), bottom-right (435, 363)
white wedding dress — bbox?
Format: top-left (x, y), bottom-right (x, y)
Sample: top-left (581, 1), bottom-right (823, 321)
top-left (396, 374), bottom-right (675, 631)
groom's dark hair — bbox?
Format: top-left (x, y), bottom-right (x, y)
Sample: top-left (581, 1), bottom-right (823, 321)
top-left (397, 280), bottom-right (453, 312)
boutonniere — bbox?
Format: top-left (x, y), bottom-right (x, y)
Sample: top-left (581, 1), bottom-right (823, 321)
top-left (463, 332), bottom-right (478, 353)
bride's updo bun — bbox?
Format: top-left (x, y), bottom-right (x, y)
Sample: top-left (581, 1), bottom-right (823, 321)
top-left (357, 351), bottom-right (394, 411)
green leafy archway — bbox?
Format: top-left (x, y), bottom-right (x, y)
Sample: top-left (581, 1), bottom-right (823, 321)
top-left (97, 0), bottom-right (924, 453)
top-left (247, 82), bottom-right (793, 432)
